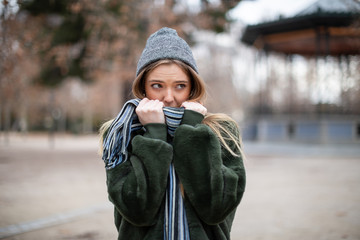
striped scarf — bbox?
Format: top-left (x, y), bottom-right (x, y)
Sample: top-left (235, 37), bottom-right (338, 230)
top-left (102, 99), bottom-right (190, 240)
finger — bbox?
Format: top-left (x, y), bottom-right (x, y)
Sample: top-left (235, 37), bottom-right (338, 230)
top-left (146, 99), bottom-right (163, 112)
top-left (182, 101), bottom-right (200, 108)
top-left (137, 98), bottom-right (149, 108)
top-left (181, 101), bottom-right (189, 108)
top-left (139, 99), bottom-right (158, 111)
top-left (139, 99), bottom-right (164, 116)
top-left (181, 102), bottom-right (206, 115)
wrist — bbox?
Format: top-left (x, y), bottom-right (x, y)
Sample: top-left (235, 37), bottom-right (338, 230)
top-left (181, 109), bottom-right (205, 126)
top-left (143, 123), bottom-right (168, 141)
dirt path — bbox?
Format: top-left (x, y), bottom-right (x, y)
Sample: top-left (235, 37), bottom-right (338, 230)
top-left (0, 134), bottom-right (359, 239)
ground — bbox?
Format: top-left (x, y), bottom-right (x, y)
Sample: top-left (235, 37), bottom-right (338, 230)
top-left (0, 133), bottom-right (359, 240)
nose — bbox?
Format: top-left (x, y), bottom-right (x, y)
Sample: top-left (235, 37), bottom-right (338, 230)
top-left (163, 89), bottom-right (174, 106)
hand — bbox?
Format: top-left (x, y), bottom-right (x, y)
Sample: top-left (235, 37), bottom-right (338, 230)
top-left (181, 101), bottom-right (207, 116)
top-left (135, 98), bottom-right (165, 125)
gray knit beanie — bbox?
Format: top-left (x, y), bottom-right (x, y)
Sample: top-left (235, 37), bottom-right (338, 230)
top-left (136, 27), bottom-right (198, 76)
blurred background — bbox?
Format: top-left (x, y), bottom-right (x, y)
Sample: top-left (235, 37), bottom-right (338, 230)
top-left (1, 0), bottom-right (359, 143)
top-left (0, 0), bottom-right (359, 239)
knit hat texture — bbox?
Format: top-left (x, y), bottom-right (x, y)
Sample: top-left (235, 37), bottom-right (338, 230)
top-left (136, 27), bottom-right (198, 76)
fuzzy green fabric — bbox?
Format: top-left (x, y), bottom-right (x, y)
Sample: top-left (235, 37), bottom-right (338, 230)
top-left (106, 110), bottom-right (246, 240)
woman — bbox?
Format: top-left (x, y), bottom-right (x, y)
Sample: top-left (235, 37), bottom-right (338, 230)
top-left (100, 27), bottom-right (246, 240)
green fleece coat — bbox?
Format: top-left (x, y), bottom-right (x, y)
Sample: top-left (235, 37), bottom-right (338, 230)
top-left (106, 110), bottom-right (246, 240)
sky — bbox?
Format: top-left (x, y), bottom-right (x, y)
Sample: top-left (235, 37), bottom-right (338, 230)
top-left (230, 0), bottom-right (318, 24)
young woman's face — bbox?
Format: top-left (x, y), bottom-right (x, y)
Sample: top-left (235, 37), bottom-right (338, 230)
top-left (144, 63), bottom-right (192, 108)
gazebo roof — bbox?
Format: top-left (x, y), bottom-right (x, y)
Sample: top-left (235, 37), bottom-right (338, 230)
top-left (241, 0), bottom-right (360, 56)
top-left (296, 0), bottom-right (360, 16)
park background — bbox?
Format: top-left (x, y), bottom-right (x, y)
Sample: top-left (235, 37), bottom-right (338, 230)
top-left (1, 0), bottom-right (360, 239)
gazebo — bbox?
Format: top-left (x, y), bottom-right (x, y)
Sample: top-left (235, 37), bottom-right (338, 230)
top-left (241, 0), bottom-right (360, 56)
top-left (239, 0), bottom-right (360, 143)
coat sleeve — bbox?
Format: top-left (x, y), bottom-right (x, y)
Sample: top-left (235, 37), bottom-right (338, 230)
top-left (106, 123), bottom-right (172, 227)
top-left (173, 110), bottom-right (246, 225)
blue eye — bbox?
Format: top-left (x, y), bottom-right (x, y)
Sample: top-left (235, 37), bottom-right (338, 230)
top-left (151, 83), bottom-right (162, 89)
top-left (176, 84), bottom-right (186, 89)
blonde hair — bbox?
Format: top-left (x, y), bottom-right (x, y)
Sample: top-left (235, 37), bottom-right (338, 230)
top-left (202, 113), bottom-right (244, 157)
top-left (99, 59), bottom-right (243, 157)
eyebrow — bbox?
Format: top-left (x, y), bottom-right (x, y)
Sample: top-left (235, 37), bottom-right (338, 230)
top-left (147, 79), bottom-right (164, 82)
top-left (147, 79), bottom-right (189, 83)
